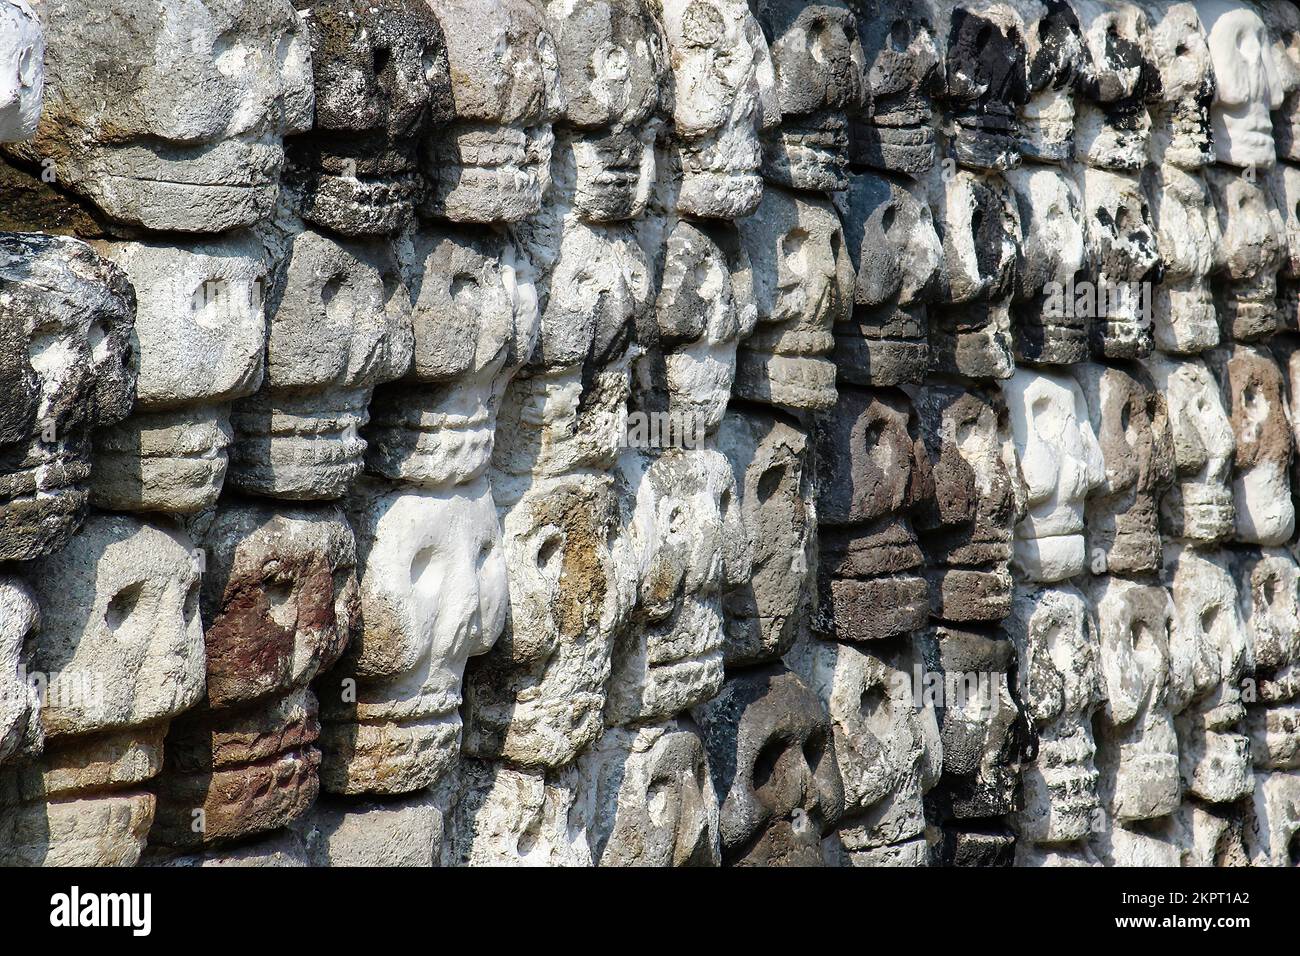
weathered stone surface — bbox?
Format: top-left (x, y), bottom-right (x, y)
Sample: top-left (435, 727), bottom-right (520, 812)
top-left (287, 0), bottom-right (452, 237)
top-left (229, 225), bottom-right (413, 501)
top-left (1145, 354), bottom-right (1236, 543)
top-left (908, 380), bottom-right (1017, 623)
top-left (753, 0), bottom-right (866, 193)
top-left (836, 169), bottom-right (940, 385)
top-left (692, 663), bottom-right (843, 866)
top-left (422, 0), bottom-right (559, 223)
top-left (6, 0), bottom-right (314, 233)
top-left (1205, 167), bottom-right (1287, 341)
top-left (0, 577), bottom-right (39, 768)
top-left (1002, 367), bottom-right (1106, 582)
top-left (1141, 0), bottom-right (1215, 170)
top-left (1144, 161), bottom-right (1220, 354)
top-left (717, 405), bottom-right (814, 665)
top-left (1073, 361), bottom-right (1173, 575)
top-left (0, 0), bottom-right (42, 144)
top-left (1008, 583), bottom-right (1103, 848)
top-left (1072, 0), bottom-right (1158, 171)
top-left (735, 184), bottom-right (852, 411)
top-left (321, 477), bottom-right (504, 794)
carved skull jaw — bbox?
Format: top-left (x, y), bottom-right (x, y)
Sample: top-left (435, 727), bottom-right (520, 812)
top-left (931, 302), bottom-right (1016, 380)
top-left (1196, 0), bottom-right (1285, 171)
top-left (693, 664), bottom-right (844, 867)
top-left (92, 409), bottom-right (233, 515)
top-left (316, 479), bottom-right (505, 796)
top-left (0, 235), bottom-right (135, 562)
top-left (463, 472), bottom-right (633, 771)
top-left (834, 305), bottom-right (930, 387)
top-left (762, 110), bottom-right (852, 194)
top-left (1153, 282), bottom-right (1219, 355)
top-left (149, 688), bottom-right (323, 848)
top-left (229, 389), bottom-right (373, 502)
top-left (817, 524), bottom-right (930, 643)
top-left (424, 123), bottom-right (555, 224)
top-left (560, 719), bottom-right (722, 867)
top-left (0, 0), bottom-right (42, 143)
top-left (560, 128), bottom-right (658, 225)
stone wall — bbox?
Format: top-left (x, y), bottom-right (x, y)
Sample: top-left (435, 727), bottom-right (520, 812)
top-left (0, 0), bottom-right (1297, 868)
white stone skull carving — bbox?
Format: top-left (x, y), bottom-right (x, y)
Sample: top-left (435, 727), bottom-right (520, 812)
top-left (0, 0), bottom-right (42, 143)
top-left (1194, 0), bottom-right (1285, 170)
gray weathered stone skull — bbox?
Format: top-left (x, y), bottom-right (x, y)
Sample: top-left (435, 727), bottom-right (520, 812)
top-left (0, 234), bottom-right (135, 562)
top-left (6, 0), bottom-right (314, 233)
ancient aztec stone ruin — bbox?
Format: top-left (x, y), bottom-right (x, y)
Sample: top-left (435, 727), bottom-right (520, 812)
top-left (1, 0), bottom-right (1300, 869)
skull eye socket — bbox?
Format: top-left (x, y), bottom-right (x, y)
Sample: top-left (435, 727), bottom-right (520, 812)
top-left (373, 46), bottom-right (391, 77)
top-left (106, 582), bottom-right (145, 635)
top-left (756, 463), bottom-right (785, 503)
top-left (752, 736), bottom-right (787, 791)
top-left (1200, 604), bottom-right (1219, 637)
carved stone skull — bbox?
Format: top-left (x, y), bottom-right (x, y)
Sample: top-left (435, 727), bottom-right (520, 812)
top-left (423, 0), bottom-right (559, 223)
top-left (753, 0), bottom-right (867, 192)
top-left (90, 235), bottom-right (268, 514)
top-left (1261, 0), bottom-right (1300, 163)
top-left (848, 0), bottom-right (940, 176)
top-left (286, 0), bottom-right (452, 237)
top-left (318, 476), bottom-right (506, 794)
top-left (0, 514), bottom-right (204, 866)
top-left (1231, 547), bottom-right (1300, 772)
top-left (735, 184), bottom-right (852, 411)
top-left (1208, 344), bottom-right (1295, 547)
top-left (561, 718), bottom-right (721, 865)
top-left (908, 381), bottom-right (1017, 624)
top-left (1072, 0), bottom-right (1159, 172)
top-left (1194, 0), bottom-right (1285, 170)
top-left (654, 0), bottom-right (772, 218)
top-left (1205, 167), bottom-right (1287, 342)
top-left (150, 502), bottom-right (358, 847)
top-left (692, 663), bottom-right (844, 866)
top-left (493, 220), bottom-right (649, 482)
top-left (229, 226), bottom-right (414, 501)
top-left (1001, 368), bottom-right (1106, 582)
top-left (933, 0), bottom-right (1029, 172)
top-left (836, 168), bottom-right (941, 386)
top-left (1140, 0), bottom-right (1215, 169)
top-left (924, 166), bottom-right (1020, 379)
top-left (920, 623), bottom-right (1031, 819)
top-left (0, 0), bottom-right (42, 143)
top-left (1012, 0), bottom-right (1086, 164)
top-left (606, 447), bottom-right (749, 726)
top-left (1008, 583), bottom-right (1104, 846)
top-left (1075, 165), bottom-right (1161, 360)
top-left (1086, 575), bottom-right (1180, 822)
top-left (366, 223), bottom-right (540, 490)
top-left (0, 234), bottom-right (135, 562)
top-left (1145, 354), bottom-right (1235, 543)
top-left (813, 386), bottom-right (931, 644)
top-left (5, 0), bottom-right (315, 233)
top-left (787, 637), bottom-right (941, 863)
top-left (717, 405), bottom-right (814, 666)
top-left (1006, 162), bottom-right (1089, 365)
top-left (463, 472), bottom-right (634, 769)
top-left (1270, 163), bottom-right (1300, 332)
top-left (546, 0), bottom-right (666, 223)
top-left (1207, 343), bottom-right (1295, 547)
top-left (1143, 162), bottom-right (1221, 353)
top-left (1164, 542), bottom-right (1253, 805)
top-left (1071, 361), bottom-right (1174, 575)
